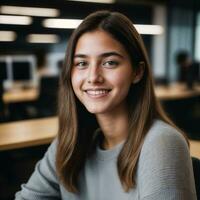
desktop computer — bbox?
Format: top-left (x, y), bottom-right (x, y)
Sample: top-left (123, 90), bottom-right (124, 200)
top-left (11, 58), bottom-right (37, 89)
top-left (12, 61), bottom-right (32, 81)
top-left (0, 61), bottom-right (8, 81)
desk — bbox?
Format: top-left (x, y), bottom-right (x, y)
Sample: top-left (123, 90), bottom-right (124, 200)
top-left (0, 117), bottom-right (58, 151)
top-left (155, 83), bottom-right (200, 100)
top-left (0, 116), bottom-right (199, 159)
top-left (3, 88), bottom-right (39, 104)
top-left (190, 140), bottom-right (200, 159)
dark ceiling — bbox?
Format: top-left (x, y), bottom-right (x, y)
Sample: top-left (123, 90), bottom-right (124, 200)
top-left (0, 0), bottom-right (167, 53)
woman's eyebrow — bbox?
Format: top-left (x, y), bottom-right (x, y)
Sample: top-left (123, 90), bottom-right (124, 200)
top-left (100, 52), bottom-right (124, 58)
top-left (74, 54), bottom-right (87, 58)
top-left (74, 51), bottom-right (124, 59)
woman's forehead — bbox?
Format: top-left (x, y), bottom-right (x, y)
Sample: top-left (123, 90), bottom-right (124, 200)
top-left (74, 30), bottom-right (129, 58)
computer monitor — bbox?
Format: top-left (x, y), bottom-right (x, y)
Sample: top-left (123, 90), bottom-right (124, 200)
top-left (12, 61), bottom-right (32, 81)
top-left (0, 61), bottom-right (8, 81)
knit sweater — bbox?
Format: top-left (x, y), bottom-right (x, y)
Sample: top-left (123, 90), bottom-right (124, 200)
top-left (15, 120), bottom-right (197, 200)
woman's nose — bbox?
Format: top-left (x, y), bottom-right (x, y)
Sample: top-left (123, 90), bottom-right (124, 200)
top-left (87, 64), bottom-right (104, 84)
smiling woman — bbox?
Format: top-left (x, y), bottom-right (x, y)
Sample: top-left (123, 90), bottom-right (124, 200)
top-left (71, 30), bottom-right (135, 115)
top-left (15, 10), bottom-right (197, 200)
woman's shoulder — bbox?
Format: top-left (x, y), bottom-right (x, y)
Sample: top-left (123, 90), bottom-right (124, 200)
top-left (143, 119), bottom-right (187, 148)
top-left (137, 121), bottom-right (196, 199)
top-left (139, 119), bottom-right (190, 163)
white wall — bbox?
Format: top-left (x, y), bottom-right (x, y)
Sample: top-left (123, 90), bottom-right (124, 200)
top-left (195, 12), bottom-right (200, 62)
top-left (168, 7), bottom-right (193, 82)
top-left (152, 5), bottom-right (167, 79)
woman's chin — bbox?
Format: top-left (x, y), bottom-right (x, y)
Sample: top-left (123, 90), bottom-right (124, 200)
top-left (85, 105), bottom-right (108, 115)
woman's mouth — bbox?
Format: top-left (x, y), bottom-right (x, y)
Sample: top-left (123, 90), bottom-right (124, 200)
top-left (84, 89), bottom-right (111, 98)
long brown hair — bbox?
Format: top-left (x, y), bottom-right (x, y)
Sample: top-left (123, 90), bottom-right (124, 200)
top-left (56, 10), bottom-right (188, 193)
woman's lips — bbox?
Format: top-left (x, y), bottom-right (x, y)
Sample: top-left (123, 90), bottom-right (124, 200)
top-left (84, 89), bottom-right (111, 98)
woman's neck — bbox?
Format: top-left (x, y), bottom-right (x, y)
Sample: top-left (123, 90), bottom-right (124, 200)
top-left (96, 107), bottom-right (129, 150)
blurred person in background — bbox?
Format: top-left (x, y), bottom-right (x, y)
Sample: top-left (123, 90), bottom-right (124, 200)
top-left (15, 11), bottom-right (197, 200)
top-left (176, 50), bottom-right (200, 88)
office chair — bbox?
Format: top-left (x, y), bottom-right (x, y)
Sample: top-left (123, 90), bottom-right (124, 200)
top-left (192, 157), bottom-right (200, 200)
top-left (0, 81), bottom-right (5, 122)
top-left (35, 76), bottom-right (59, 117)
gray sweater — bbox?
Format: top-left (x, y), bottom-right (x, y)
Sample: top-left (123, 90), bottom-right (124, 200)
top-left (15, 120), bottom-right (197, 200)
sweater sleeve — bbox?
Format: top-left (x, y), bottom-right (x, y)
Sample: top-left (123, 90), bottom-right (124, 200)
top-left (137, 121), bottom-right (197, 200)
top-left (15, 139), bottom-right (61, 200)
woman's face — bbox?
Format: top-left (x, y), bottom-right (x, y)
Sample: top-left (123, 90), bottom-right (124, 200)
top-left (71, 29), bottom-right (134, 115)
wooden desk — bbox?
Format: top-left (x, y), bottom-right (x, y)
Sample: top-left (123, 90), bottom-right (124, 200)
top-left (190, 140), bottom-right (200, 159)
top-left (155, 83), bottom-right (200, 100)
top-left (0, 116), bottom-right (199, 159)
top-left (3, 88), bottom-right (39, 104)
top-left (0, 117), bottom-right (58, 151)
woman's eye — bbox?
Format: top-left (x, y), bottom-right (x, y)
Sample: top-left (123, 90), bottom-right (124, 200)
top-left (103, 60), bottom-right (119, 68)
top-left (74, 61), bottom-right (88, 68)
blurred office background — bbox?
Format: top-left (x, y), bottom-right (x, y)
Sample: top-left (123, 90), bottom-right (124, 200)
top-left (0, 0), bottom-right (200, 199)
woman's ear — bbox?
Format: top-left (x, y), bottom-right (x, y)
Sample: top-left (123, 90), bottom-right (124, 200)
top-left (132, 61), bottom-right (145, 84)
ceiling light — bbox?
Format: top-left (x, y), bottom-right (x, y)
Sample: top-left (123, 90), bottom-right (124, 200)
top-left (67, 0), bottom-right (114, 3)
top-left (26, 34), bottom-right (60, 43)
top-left (135, 25), bottom-right (164, 35)
top-left (43, 18), bottom-right (82, 29)
top-left (43, 18), bottom-right (164, 35)
top-left (0, 15), bottom-right (32, 25)
top-left (0, 31), bottom-right (17, 41)
top-left (0, 6), bottom-right (60, 17)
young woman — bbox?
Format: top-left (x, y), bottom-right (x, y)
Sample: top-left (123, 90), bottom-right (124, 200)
top-left (15, 11), bottom-right (197, 200)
